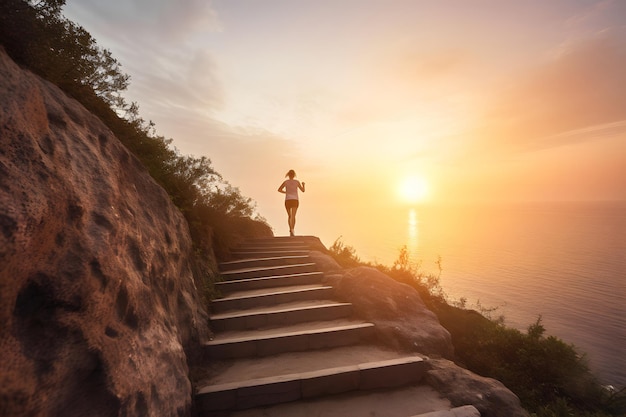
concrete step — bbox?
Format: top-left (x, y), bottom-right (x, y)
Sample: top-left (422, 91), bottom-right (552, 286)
top-left (197, 344), bottom-right (415, 387)
top-left (238, 236), bottom-right (310, 244)
top-left (237, 236), bottom-right (309, 243)
top-left (243, 236), bottom-right (308, 245)
top-left (230, 250), bottom-right (310, 259)
top-left (211, 284), bottom-right (334, 313)
top-left (196, 355), bottom-right (426, 414)
top-left (221, 263), bottom-right (317, 281)
top-left (217, 384), bottom-right (450, 417)
top-left (219, 255), bottom-right (311, 272)
top-left (198, 236), bottom-right (458, 416)
top-left (209, 301), bottom-right (353, 332)
top-left (233, 245), bottom-right (311, 254)
top-left (215, 272), bottom-right (324, 293)
top-left (412, 405), bottom-right (481, 417)
top-left (204, 320), bottom-right (376, 359)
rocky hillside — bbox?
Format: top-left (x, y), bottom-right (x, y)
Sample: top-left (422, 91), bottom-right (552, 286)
top-left (0, 47), bottom-right (209, 417)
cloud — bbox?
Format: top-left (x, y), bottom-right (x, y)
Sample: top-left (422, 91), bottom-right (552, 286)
top-left (564, 0), bottom-right (618, 30)
top-left (329, 47), bottom-right (472, 132)
top-left (482, 30), bottom-right (626, 151)
top-left (156, 0), bottom-right (222, 39)
top-left (66, 0), bottom-right (221, 42)
top-left (395, 48), bottom-right (470, 81)
top-left (132, 105), bottom-right (301, 189)
top-left (130, 49), bottom-right (224, 114)
top-left (64, 0), bottom-right (225, 117)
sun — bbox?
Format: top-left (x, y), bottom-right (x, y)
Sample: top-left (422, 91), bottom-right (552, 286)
top-left (398, 176), bottom-right (429, 204)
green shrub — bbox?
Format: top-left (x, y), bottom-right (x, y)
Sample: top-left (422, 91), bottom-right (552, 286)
top-left (0, 0), bottom-right (129, 110)
top-left (328, 237), bottom-right (362, 267)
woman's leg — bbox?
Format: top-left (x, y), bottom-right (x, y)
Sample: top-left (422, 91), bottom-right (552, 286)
top-left (285, 205), bottom-right (292, 232)
top-left (285, 200), bottom-right (299, 235)
top-left (289, 206), bottom-right (298, 231)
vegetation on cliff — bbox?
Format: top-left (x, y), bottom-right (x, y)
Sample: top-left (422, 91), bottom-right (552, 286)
top-left (0, 0), bottom-right (271, 265)
top-left (329, 239), bottom-right (626, 417)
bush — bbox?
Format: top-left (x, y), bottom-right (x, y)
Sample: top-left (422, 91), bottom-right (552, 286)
top-left (0, 0), bottom-right (129, 110)
top-left (328, 237), bottom-right (362, 267)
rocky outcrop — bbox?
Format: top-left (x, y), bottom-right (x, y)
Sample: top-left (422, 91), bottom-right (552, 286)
top-left (0, 47), bottom-right (208, 416)
top-left (324, 266), bottom-right (454, 358)
top-left (425, 359), bottom-right (529, 417)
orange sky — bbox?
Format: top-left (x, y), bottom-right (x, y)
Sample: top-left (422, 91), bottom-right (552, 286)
top-left (64, 0), bottom-right (626, 233)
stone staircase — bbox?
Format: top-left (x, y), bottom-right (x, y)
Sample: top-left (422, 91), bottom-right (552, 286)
top-left (194, 237), bottom-right (480, 417)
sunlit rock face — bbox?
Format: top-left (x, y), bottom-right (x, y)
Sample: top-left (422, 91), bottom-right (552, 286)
top-left (0, 47), bottom-right (208, 417)
top-left (323, 265), bottom-right (455, 358)
top-left (425, 359), bottom-right (530, 417)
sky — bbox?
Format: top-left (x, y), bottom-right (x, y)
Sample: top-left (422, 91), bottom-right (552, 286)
top-left (63, 0), bottom-right (626, 235)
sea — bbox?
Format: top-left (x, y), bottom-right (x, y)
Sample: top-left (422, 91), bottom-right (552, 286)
top-left (312, 201), bottom-right (626, 387)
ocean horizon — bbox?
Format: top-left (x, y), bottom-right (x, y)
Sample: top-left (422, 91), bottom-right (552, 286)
top-left (311, 200), bottom-right (626, 387)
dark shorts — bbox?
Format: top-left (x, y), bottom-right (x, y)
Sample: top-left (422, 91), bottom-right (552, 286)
top-left (285, 199), bottom-right (299, 210)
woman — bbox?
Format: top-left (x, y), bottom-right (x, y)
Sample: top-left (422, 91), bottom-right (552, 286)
top-left (277, 169), bottom-right (305, 236)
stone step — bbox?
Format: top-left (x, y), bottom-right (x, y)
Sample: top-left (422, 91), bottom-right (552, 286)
top-left (210, 301), bottom-right (353, 332)
top-left (237, 237), bottom-right (310, 244)
top-left (221, 263), bottom-right (317, 281)
top-left (198, 237), bottom-right (459, 416)
top-left (243, 236), bottom-right (308, 245)
top-left (204, 320), bottom-right (376, 359)
top-left (198, 344), bottom-right (414, 387)
top-left (230, 249), bottom-right (310, 259)
top-left (211, 284), bottom-right (334, 314)
top-left (233, 245), bottom-right (310, 253)
top-left (215, 271), bottom-right (324, 293)
top-left (219, 255), bottom-right (311, 272)
top-left (411, 405), bottom-right (481, 417)
top-left (196, 355), bottom-right (426, 414)
top-left (215, 384), bottom-right (451, 417)
top-left (237, 236), bottom-right (309, 243)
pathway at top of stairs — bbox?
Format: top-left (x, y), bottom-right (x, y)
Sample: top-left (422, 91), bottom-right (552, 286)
top-left (194, 236), bottom-right (480, 417)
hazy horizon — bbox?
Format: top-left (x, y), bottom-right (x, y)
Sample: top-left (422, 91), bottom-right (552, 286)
top-left (63, 0), bottom-right (626, 233)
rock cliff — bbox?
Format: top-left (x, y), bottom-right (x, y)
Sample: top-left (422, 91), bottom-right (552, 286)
top-left (0, 47), bottom-right (209, 417)
top-left (326, 266), bottom-right (454, 358)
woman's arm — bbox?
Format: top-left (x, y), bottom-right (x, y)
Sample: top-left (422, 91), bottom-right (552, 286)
top-left (299, 181), bottom-right (305, 192)
top-left (278, 181), bottom-right (286, 193)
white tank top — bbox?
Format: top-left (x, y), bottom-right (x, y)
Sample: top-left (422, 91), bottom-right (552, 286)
top-left (284, 179), bottom-right (300, 200)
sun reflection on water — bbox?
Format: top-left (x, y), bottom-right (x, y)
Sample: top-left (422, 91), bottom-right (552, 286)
top-left (407, 208), bottom-right (419, 253)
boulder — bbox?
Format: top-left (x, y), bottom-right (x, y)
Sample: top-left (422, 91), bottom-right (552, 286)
top-left (308, 250), bottom-right (342, 273)
top-left (425, 359), bottom-right (529, 417)
top-left (324, 266), bottom-right (454, 358)
top-left (0, 48), bottom-right (208, 417)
